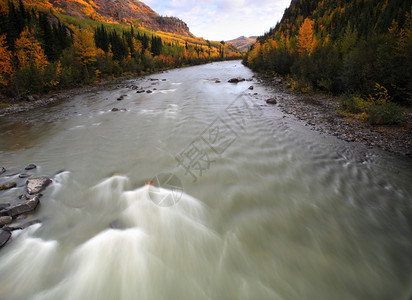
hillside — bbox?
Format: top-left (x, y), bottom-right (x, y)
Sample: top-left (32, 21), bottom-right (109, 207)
top-left (244, 0), bottom-right (411, 125)
top-left (21, 0), bottom-right (194, 37)
top-left (0, 0), bottom-right (241, 98)
top-left (227, 36), bottom-right (256, 52)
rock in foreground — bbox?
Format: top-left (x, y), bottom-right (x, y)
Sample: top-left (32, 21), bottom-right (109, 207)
top-left (2, 196), bottom-right (40, 217)
top-left (26, 177), bottom-right (52, 195)
top-left (0, 230), bottom-right (11, 248)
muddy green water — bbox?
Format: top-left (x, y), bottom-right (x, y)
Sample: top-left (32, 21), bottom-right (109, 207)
top-left (0, 61), bottom-right (411, 300)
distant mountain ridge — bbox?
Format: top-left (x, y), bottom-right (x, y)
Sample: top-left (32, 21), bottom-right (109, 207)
top-left (227, 36), bottom-right (256, 52)
top-left (22, 0), bottom-right (194, 37)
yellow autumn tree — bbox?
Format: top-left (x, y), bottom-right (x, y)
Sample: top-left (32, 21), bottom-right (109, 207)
top-left (297, 18), bottom-right (317, 54)
top-left (0, 34), bottom-right (13, 86)
top-left (72, 26), bottom-right (97, 80)
top-left (15, 27), bottom-right (48, 71)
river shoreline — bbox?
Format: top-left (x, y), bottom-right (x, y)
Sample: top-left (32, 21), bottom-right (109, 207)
top-left (257, 77), bottom-right (412, 158)
top-left (1, 67), bottom-right (411, 158)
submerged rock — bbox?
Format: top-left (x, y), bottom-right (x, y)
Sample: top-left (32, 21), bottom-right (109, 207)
top-left (26, 177), bottom-right (52, 195)
top-left (136, 90), bottom-right (145, 93)
top-left (0, 182), bottom-right (16, 190)
top-left (25, 164), bottom-right (37, 170)
top-left (2, 219), bottom-right (41, 231)
top-left (0, 203), bottom-right (10, 210)
top-left (0, 216), bottom-right (12, 227)
top-left (0, 167), bottom-right (5, 175)
top-left (0, 229), bottom-right (11, 248)
top-left (19, 173), bottom-right (31, 178)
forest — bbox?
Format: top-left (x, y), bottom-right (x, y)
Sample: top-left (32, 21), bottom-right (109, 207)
top-left (0, 0), bottom-right (241, 98)
top-left (243, 0), bottom-right (412, 125)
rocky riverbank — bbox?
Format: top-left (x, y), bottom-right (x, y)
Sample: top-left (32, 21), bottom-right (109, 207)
top-left (0, 164), bottom-right (53, 249)
top-left (256, 77), bottom-right (412, 158)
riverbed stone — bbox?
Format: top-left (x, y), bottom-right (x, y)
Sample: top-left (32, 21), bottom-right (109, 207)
top-left (146, 90), bottom-right (153, 94)
top-left (19, 173), bottom-right (31, 178)
top-left (26, 177), bottom-right (52, 195)
top-left (0, 167), bottom-right (5, 175)
top-left (0, 182), bottom-right (17, 190)
top-left (0, 203), bottom-right (10, 210)
top-left (228, 77), bottom-right (245, 83)
top-left (0, 216), bottom-right (12, 227)
top-left (249, 86), bottom-right (254, 90)
top-left (136, 89), bottom-right (145, 93)
top-left (111, 108), bottom-right (120, 112)
top-left (0, 229), bottom-right (11, 248)
top-left (266, 98), bottom-right (278, 104)
top-left (3, 196), bottom-right (40, 217)
top-left (25, 164), bottom-right (37, 170)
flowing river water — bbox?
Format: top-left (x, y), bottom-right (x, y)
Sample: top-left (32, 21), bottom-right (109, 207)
top-left (0, 61), bottom-right (411, 299)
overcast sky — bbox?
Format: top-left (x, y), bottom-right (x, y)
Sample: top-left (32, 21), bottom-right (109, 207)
top-left (143, 0), bottom-right (292, 41)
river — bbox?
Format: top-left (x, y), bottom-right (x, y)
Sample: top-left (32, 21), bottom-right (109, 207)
top-left (0, 61), bottom-right (411, 299)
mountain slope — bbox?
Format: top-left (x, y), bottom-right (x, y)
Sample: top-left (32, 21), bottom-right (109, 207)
top-left (226, 36), bottom-right (256, 52)
top-left (22, 0), bottom-right (194, 37)
top-left (244, 0), bottom-right (411, 105)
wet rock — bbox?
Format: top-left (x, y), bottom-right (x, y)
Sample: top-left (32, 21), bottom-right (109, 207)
top-left (26, 95), bottom-right (36, 102)
top-left (111, 108), bottom-right (120, 112)
top-left (162, 79), bottom-right (167, 81)
top-left (26, 177), bottom-right (52, 195)
top-left (266, 98), bottom-right (277, 104)
top-left (150, 78), bottom-right (159, 81)
top-left (0, 182), bottom-right (17, 190)
top-left (136, 90), bottom-right (145, 93)
top-left (16, 214), bottom-right (27, 221)
top-left (248, 86), bottom-right (254, 90)
top-left (3, 219), bottom-right (41, 231)
top-left (0, 229), bottom-right (11, 248)
top-left (0, 203), bottom-right (10, 210)
top-left (19, 173), bottom-right (31, 178)
top-left (228, 77), bottom-right (245, 83)
top-left (0, 167), bottom-right (5, 175)
top-left (215, 80), bottom-right (221, 83)
top-left (0, 216), bottom-right (12, 227)
top-left (3, 196), bottom-right (40, 217)
top-left (146, 90), bottom-right (153, 94)
top-left (25, 164), bottom-right (37, 170)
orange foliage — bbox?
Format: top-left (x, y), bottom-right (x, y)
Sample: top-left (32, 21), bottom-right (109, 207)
top-left (297, 18), bottom-right (317, 54)
top-left (15, 28), bottom-right (48, 71)
top-left (72, 26), bottom-right (97, 66)
top-left (0, 34), bottom-right (13, 86)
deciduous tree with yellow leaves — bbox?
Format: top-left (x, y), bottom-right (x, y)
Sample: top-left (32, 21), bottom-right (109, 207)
top-left (0, 34), bottom-right (13, 87)
top-left (297, 18), bottom-right (317, 55)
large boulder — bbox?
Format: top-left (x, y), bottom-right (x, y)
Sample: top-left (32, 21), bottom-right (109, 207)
top-left (3, 196), bottom-right (40, 217)
top-left (26, 177), bottom-right (52, 195)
